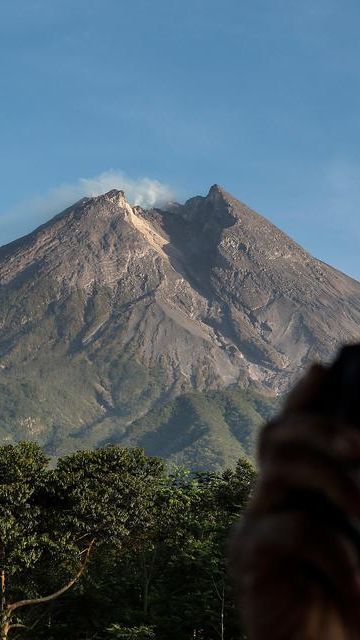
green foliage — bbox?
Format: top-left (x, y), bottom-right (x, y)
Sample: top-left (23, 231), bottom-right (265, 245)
top-left (106, 624), bottom-right (156, 639)
top-left (0, 442), bottom-right (50, 591)
top-left (0, 442), bottom-right (252, 639)
top-left (130, 387), bottom-right (277, 470)
top-left (50, 446), bottom-right (165, 546)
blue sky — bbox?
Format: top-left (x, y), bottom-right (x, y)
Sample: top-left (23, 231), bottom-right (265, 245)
top-left (1, 0), bottom-right (359, 279)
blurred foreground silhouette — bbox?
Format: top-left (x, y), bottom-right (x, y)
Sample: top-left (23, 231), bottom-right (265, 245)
top-left (231, 344), bottom-right (360, 640)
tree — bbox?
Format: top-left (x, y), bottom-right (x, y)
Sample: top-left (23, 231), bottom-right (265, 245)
top-left (50, 446), bottom-right (165, 549)
top-left (0, 443), bottom-right (165, 639)
top-left (0, 442), bottom-right (95, 639)
top-left (108, 460), bottom-right (255, 640)
top-left (148, 460), bottom-right (255, 640)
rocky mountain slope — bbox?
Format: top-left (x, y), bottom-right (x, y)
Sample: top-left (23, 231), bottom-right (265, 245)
top-left (0, 185), bottom-right (359, 469)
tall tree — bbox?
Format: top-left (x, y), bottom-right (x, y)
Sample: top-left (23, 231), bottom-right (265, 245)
top-left (0, 443), bottom-right (165, 638)
top-left (0, 442), bottom-right (93, 639)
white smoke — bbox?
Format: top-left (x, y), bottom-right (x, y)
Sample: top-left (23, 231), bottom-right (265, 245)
top-left (77, 171), bottom-right (175, 207)
top-left (1, 171), bottom-right (176, 244)
top-left (34, 170), bottom-right (175, 213)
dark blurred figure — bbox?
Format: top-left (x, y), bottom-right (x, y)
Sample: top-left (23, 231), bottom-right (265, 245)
top-left (230, 345), bottom-right (360, 640)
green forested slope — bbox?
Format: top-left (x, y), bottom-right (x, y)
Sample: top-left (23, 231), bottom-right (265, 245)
top-left (0, 353), bottom-right (276, 469)
top-left (123, 387), bottom-right (277, 470)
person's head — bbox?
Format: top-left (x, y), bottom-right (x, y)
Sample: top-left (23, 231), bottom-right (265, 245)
top-left (230, 345), bottom-right (360, 639)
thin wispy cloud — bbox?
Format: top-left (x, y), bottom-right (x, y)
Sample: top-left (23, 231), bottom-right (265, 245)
top-left (0, 171), bottom-right (176, 244)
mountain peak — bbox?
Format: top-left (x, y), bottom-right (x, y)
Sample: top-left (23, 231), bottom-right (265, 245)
top-left (205, 184), bottom-right (239, 210)
top-left (102, 188), bottom-right (128, 206)
top-left (208, 183), bottom-right (224, 194)
top-left (207, 184), bottom-right (228, 200)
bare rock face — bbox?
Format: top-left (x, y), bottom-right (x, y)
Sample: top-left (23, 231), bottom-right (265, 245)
top-left (158, 185), bottom-right (360, 389)
top-left (0, 185), bottom-right (359, 467)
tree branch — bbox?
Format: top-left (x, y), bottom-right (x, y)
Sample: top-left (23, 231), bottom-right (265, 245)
top-left (8, 623), bottom-right (27, 630)
top-left (7, 539), bottom-right (95, 614)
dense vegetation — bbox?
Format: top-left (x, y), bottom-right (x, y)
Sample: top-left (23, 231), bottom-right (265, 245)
top-left (0, 441), bottom-right (255, 639)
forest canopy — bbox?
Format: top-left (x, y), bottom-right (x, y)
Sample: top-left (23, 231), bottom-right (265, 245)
top-left (0, 442), bottom-right (255, 640)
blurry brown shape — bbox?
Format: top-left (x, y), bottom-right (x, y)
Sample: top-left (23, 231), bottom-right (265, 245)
top-left (230, 345), bottom-right (360, 640)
